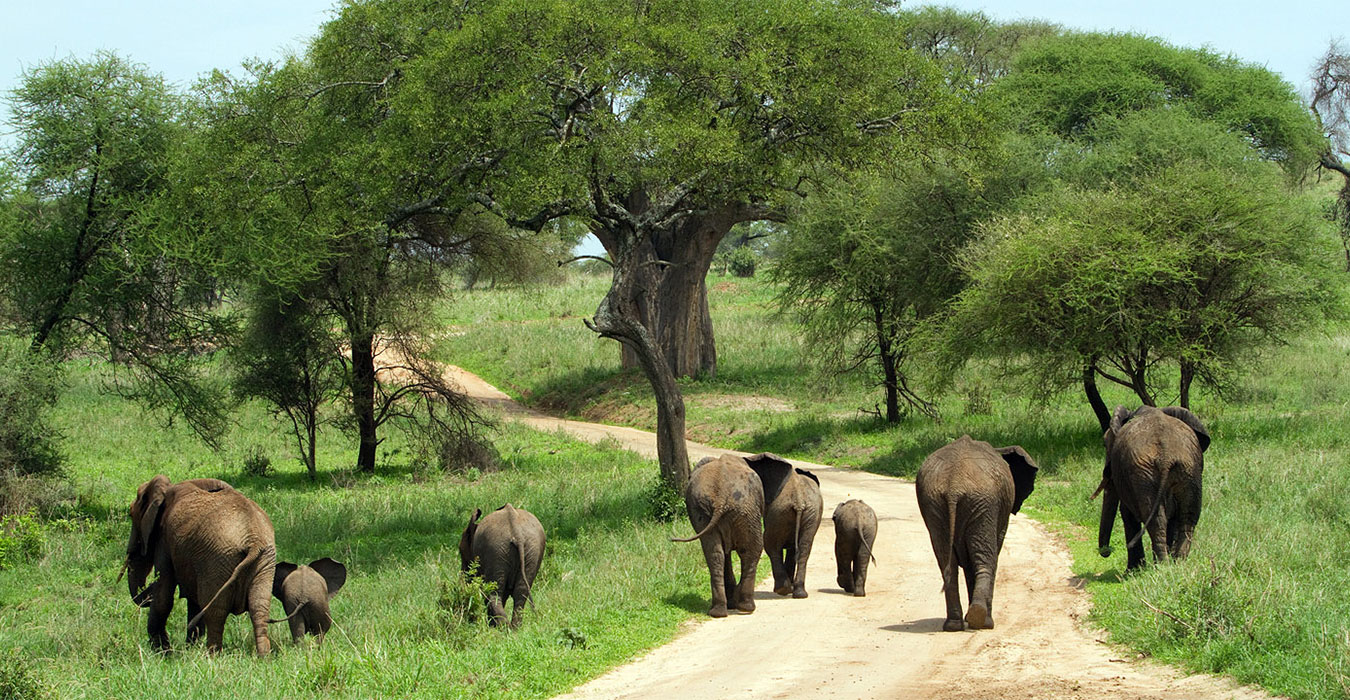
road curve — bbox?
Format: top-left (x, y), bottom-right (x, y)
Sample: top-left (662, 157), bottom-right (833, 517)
top-left (447, 367), bottom-right (1273, 700)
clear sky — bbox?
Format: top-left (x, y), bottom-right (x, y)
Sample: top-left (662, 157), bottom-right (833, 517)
top-left (3, 1), bottom-right (1345, 256)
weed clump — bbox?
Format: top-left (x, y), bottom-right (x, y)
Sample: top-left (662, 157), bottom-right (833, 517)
top-left (240, 446), bottom-right (272, 478)
top-left (644, 477), bottom-right (685, 522)
top-left (0, 510), bottom-right (47, 570)
top-left (437, 561), bottom-right (497, 635)
top-left (0, 648), bottom-right (50, 699)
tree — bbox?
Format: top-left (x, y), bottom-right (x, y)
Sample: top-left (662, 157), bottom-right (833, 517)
top-left (1310, 40), bottom-right (1350, 267)
top-left (0, 52), bottom-right (229, 444)
top-left (944, 112), bottom-right (1340, 423)
top-left (390, 0), bottom-right (965, 487)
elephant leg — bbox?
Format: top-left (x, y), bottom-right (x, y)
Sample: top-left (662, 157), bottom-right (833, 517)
top-left (700, 537), bottom-right (729, 617)
top-left (722, 550), bottom-right (738, 609)
top-left (852, 544), bottom-right (870, 597)
top-left (247, 577), bottom-right (272, 656)
top-left (941, 556), bottom-right (965, 632)
top-left (1145, 507), bottom-right (1169, 565)
top-left (146, 577), bottom-right (176, 652)
top-left (510, 584), bottom-right (528, 629)
top-left (203, 606), bottom-right (229, 654)
top-left (791, 531), bottom-right (815, 599)
top-left (1121, 508), bottom-right (1146, 571)
top-left (964, 529), bottom-right (998, 630)
top-left (486, 585), bottom-right (508, 627)
top-left (766, 541), bottom-right (790, 596)
top-left (735, 546), bottom-right (758, 613)
top-left (835, 536), bottom-right (854, 593)
top-left (1171, 481), bottom-right (1202, 560)
top-left (290, 611), bottom-right (307, 642)
top-left (923, 509), bottom-right (964, 631)
top-left (185, 597), bottom-right (204, 644)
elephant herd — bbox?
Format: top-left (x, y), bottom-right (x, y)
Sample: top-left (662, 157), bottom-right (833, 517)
top-left (677, 403), bottom-right (1210, 634)
top-left (120, 403), bottom-right (1206, 654)
top-left (121, 475), bottom-right (539, 656)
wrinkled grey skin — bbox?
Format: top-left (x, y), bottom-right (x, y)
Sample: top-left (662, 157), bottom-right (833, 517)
top-left (745, 453), bottom-right (821, 598)
top-left (673, 455), bottom-right (765, 618)
top-left (832, 499), bottom-right (877, 597)
top-left (272, 558), bottom-right (346, 645)
top-left (124, 475), bottom-right (276, 655)
top-left (1097, 405), bottom-right (1210, 572)
top-left (459, 504), bottom-right (546, 628)
top-left (916, 436), bottom-right (1039, 632)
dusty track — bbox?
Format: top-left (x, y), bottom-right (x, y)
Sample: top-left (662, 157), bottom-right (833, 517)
top-left (447, 367), bottom-right (1273, 700)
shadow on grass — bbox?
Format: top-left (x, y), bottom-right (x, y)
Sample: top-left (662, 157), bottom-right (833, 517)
top-left (859, 420), bottom-right (1105, 479)
top-left (663, 591), bottom-right (708, 614)
top-left (733, 415), bottom-right (892, 457)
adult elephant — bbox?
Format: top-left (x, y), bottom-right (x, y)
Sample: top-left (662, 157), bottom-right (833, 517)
top-left (745, 453), bottom-right (821, 598)
top-left (916, 436), bottom-right (1039, 632)
top-left (459, 504), bottom-right (546, 629)
top-left (124, 475), bottom-right (276, 655)
top-left (1097, 405), bottom-right (1210, 571)
top-left (672, 454), bottom-right (764, 617)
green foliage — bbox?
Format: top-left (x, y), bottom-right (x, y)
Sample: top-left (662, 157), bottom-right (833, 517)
top-left (726, 247), bottom-right (757, 278)
top-left (0, 338), bottom-right (64, 479)
top-left (437, 560), bottom-right (497, 637)
top-left (0, 510), bottom-right (47, 570)
top-left (0, 648), bottom-right (50, 700)
top-left (239, 446), bottom-right (272, 479)
top-left (643, 475), bottom-right (684, 522)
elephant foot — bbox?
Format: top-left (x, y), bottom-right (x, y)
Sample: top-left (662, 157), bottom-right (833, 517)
top-left (837, 576), bottom-right (854, 593)
top-left (942, 619), bottom-right (965, 632)
top-left (852, 588), bottom-right (866, 598)
top-left (735, 599), bottom-right (756, 613)
top-left (965, 602), bottom-right (991, 630)
top-left (709, 604), bottom-right (729, 618)
top-left (792, 587), bottom-right (808, 599)
top-left (773, 583), bottom-right (793, 596)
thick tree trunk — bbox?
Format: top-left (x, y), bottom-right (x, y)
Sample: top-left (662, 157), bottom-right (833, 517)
top-left (351, 333), bottom-right (378, 473)
top-left (1082, 362), bottom-right (1111, 434)
top-left (1179, 360), bottom-right (1194, 409)
top-left (874, 305), bottom-right (900, 424)
top-left (306, 413), bottom-right (318, 481)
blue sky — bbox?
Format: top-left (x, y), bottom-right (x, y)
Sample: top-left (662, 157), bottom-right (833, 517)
top-left (3, 1), bottom-right (1345, 256)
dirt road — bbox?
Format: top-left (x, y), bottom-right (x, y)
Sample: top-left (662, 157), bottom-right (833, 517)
top-left (448, 367), bottom-right (1272, 700)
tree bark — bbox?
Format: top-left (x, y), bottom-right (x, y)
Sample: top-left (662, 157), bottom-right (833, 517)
top-left (351, 332), bottom-right (378, 473)
top-left (874, 305), bottom-right (900, 423)
top-left (1082, 362), bottom-right (1111, 434)
top-left (1179, 360), bottom-right (1194, 409)
top-left (306, 412), bottom-right (318, 481)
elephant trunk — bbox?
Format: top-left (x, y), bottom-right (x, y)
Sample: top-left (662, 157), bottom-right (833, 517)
top-left (1097, 486), bottom-right (1119, 558)
top-left (125, 554), bottom-right (154, 608)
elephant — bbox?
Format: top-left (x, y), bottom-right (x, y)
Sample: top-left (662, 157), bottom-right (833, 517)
top-left (1096, 405), bottom-right (1210, 572)
top-left (832, 499), bottom-right (877, 597)
top-left (744, 453), bottom-right (821, 598)
top-left (672, 454), bottom-right (764, 618)
top-left (124, 475), bottom-right (276, 655)
top-left (916, 436), bottom-right (1039, 632)
top-left (458, 504), bottom-right (546, 628)
top-left (271, 557), bottom-right (347, 645)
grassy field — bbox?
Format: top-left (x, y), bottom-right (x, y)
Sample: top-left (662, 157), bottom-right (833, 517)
top-left (0, 362), bottom-right (706, 699)
top-left (442, 272), bottom-right (1350, 700)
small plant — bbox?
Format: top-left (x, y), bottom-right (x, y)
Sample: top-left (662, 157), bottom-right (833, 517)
top-left (0, 648), bottom-right (49, 699)
top-left (644, 476), bottom-right (684, 522)
top-left (727, 246), bottom-right (757, 277)
top-left (962, 380), bottom-right (992, 416)
top-left (557, 626), bottom-right (588, 649)
top-left (436, 561), bottom-right (498, 631)
top-left (0, 510), bottom-right (47, 570)
top-left (240, 446), bottom-right (272, 478)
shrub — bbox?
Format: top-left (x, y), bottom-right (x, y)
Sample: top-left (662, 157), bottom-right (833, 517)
top-left (644, 476), bottom-right (684, 522)
top-left (0, 510), bottom-right (46, 570)
top-left (0, 338), bottom-right (65, 478)
top-left (728, 246), bottom-right (757, 277)
top-left (240, 446), bottom-right (272, 478)
top-left (436, 562), bottom-right (497, 645)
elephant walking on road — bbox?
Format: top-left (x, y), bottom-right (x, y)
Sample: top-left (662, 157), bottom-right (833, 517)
top-left (745, 453), bottom-right (821, 599)
top-left (1097, 405), bottom-right (1210, 571)
top-left (459, 504), bottom-right (546, 629)
top-left (124, 475), bottom-right (276, 655)
top-left (916, 436), bottom-right (1039, 632)
top-left (673, 455), bottom-right (765, 618)
top-left (832, 499), bottom-right (877, 597)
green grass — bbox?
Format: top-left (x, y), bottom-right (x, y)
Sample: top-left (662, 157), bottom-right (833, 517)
top-left (0, 361), bottom-right (705, 699)
top-left (443, 272), bottom-right (1350, 700)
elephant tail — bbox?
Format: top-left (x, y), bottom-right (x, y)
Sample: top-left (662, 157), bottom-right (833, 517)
top-left (186, 545), bottom-right (271, 632)
top-left (266, 601), bottom-right (307, 624)
top-left (939, 498), bottom-right (958, 594)
top-left (858, 531), bottom-right (877, 566)
top-left (1125, 462), bottom-right (1173, 551)
top-left (670, 508), bottom-right (725, 542)
top-left (514, 538), bottom-right (537, 610)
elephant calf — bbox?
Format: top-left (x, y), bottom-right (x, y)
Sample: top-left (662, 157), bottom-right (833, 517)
top-left (272, 557), bottom-right (347, 645)
top-left (916, 436), bottom-right (1039, 632)
top-left (459, 504), bottom-right (546, 628)
top-left (673, 455), bottom-right (765, 618)
top-left (832, 499), bottom-right (877, 597)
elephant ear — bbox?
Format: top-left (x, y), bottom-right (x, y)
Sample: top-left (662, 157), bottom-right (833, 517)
top-left (1161, 406), bottom-right (1210, 453)
top-left (134, 475), bottom-right (171, 557)
top-left (459, 508), bottom-right (482, 572)
top-left (794, 468), bottom-right (820, 486)
top-left (694, 455), bottom-right (716, 469)
top-left (1109, 405), bottom-right (1135, 434)
top-left (995, 446), bottom-right (1040, 515)
top-left (273, 561), bottom-right (298, 597)
top-left (308, 557), bottom-right (347, 598)
top-left (744, 453), bottom-right (794, 503)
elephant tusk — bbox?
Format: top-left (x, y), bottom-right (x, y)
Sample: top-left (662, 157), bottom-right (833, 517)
top-left (116, 559), bottom-right (129, 585)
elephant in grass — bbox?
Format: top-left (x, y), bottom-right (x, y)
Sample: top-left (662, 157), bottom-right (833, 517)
top-left (744, 453), bottom-right (821, 598)
top-left (672, 454), bottom-right (765, 617)
top-left (832, 499), bottom-right (877, 597)
top-left (459, 504), bottom-right (546, 628)
top-left (124, 475), bottom-right (276, 655)
top-left (271, 557), bottom-right (347, 645)
top-left (1096, 405), bottom-right (1210, 572)
top-left (916, 436), bottom-right (1039, 631)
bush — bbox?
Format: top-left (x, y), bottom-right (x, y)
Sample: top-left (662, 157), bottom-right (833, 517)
top-left (0, 648), bottom-right (50, 700)
top-left (644, 476), bottom-right (685, 522)
top-left (728, 246), bottom-right (757, 277)
top-left (436, 562), bottom-right (497, 645)
top-left (0, 510), bottom-right (46, 570)
top-left (0, 472), bottom-right (77, 519)
top-left (0, 338), bottom-right (65, 478)
top-left (240, 446), bottom-right (272, 478)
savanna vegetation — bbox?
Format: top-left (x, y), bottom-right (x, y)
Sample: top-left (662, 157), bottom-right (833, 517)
top-left (2, 0), bottom-right (1350, 698)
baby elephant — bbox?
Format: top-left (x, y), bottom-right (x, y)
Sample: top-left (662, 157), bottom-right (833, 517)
top-left (916, 435), bottom-right (1039, 632)
top-left (832, 499), bottom-right (877, 597)
top-left (272, 557), bottom-right (347, 645)
top-left (459, 504), bottom-right (546, 628)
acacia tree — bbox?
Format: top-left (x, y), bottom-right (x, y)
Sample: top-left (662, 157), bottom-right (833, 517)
top-left (1310, 41), bottom-right (1350, 267)
top-left (0, 52), bottom-right (229, 443)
